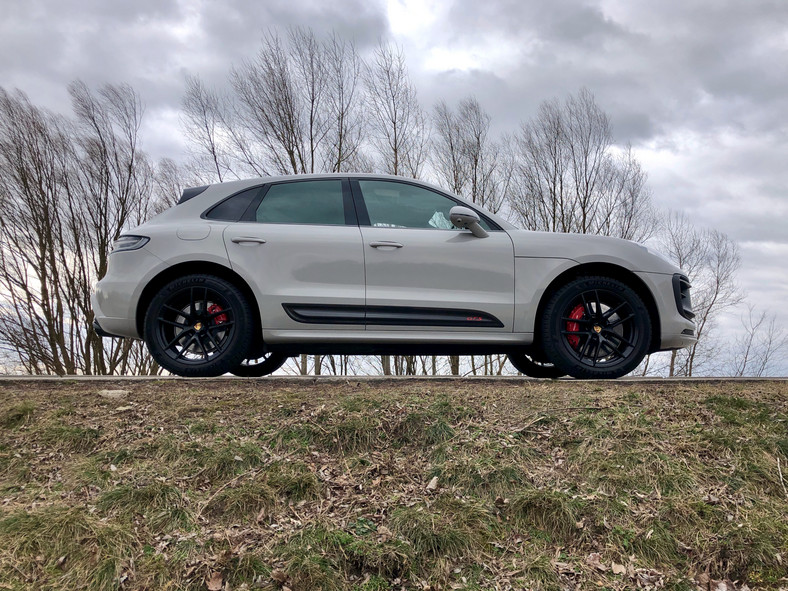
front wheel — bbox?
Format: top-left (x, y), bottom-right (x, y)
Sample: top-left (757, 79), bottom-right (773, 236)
top-left (540, 276), bottom-right (651, 379)
top-left (144, 274), bottom-right (253, 377)
top-left (230, 352), bottom-right (289, 377)
top-left (507, 352), bottom-right (565, 379)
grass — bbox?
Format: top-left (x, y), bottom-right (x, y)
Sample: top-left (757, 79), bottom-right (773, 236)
top-left (0, 378), bottom-right (786, 590)
top-left (507, 489), bottom-right (581, 543)
top-left (98, 481), bottom-right (194, 532)
top-left (389, 495), bottom-right (495, 559)
top-left (428, 456), bottom-right (528, 497)
top-left (1, 401), bottom-right (35, 428)
top-left (266, 460), bottom-right (321, 500)
top-left (203, 479), bottom-right (276, 520)
top-left (276, 524), bottom-right (411, 589)
top-left (0, 505), bottom-right (136, 591)
top-left (40, 423), bottom-right (101, 452)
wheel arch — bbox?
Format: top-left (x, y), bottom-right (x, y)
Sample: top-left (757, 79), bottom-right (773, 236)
top-left (534, 262), bottom-right (661, 354)
top-left (136, 261), bottom-right (262, 348)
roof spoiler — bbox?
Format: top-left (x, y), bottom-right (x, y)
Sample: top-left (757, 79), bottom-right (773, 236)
top-left (178, 185), bottom-right (209, 205)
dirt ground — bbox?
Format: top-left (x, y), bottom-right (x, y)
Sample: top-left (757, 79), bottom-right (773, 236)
top-left (1, 377), bottom-right (786, 590)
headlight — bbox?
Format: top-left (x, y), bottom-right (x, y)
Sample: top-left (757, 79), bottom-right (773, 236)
top-left (111, 235), bottom-right (149, 254)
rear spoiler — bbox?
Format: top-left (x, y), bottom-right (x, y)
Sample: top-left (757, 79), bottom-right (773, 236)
top-left (178, 185), bottom-right (209, 204)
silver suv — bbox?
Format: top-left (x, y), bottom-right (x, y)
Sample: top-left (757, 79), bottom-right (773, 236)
top-left (92, 174), bottom-right (696, 379)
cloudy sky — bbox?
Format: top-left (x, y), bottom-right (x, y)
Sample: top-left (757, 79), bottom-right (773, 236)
top-left (1, 0), bottom-right (787, 367)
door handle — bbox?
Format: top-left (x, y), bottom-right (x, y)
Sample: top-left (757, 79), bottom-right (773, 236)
top-left (369, 241), bottom-right (403, 249)
top-left (231, 236), bottom-right (267, 245)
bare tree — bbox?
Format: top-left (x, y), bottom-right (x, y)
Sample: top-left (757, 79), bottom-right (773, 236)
top-left (730, 306), bottom-right (787, 377)
top-left (0, 89), bottom-right (73, 374)
top-left (653, 211), bottom-right (743, 376)
top-left (198, 27), bottom-right (369, 179)
top-left (182, 75), bottom-right (233, 182)
top-left (432, 97), bottom-right (505, 212)
top-left (320, 33), bottom-right (366, 172)
top-left (0, 83), bottom-right (157, 375)
top-left (152, 157), bottom-right (190, 214)
top-left (363, 43), bottom-right (428, 178)
top-left (433, 100), bottom-right (468, 193)
top-left (508, 88), bottom-right (654, 242)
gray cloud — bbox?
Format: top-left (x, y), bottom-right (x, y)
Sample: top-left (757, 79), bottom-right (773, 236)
top-left (429, 0), bottom-right (788, 142)
top-left (0, 0), bottom-right (389, 111)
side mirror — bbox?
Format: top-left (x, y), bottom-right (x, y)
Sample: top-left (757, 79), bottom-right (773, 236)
top-left (450, 206), bottom-right (488, 238)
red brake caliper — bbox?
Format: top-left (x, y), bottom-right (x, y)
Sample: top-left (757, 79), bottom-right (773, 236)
top-left (208, 304), bottom-right (227, 325)
top-left (566, 304), bottom-right (585, 349)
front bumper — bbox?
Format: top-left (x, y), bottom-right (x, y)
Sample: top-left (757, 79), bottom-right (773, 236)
top-left (659, 329), bottom-right (698, 351)
top-left (635, 271), bottom-right (697, 352)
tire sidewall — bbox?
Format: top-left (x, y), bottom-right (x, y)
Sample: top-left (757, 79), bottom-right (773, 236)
top-left (230, 353), bottom-right (289, 377)
top-left (144, 274), bottom-right (253, 377)
top-left (541, 276), bottom-right (651, 379)
top-left (507, 352), bottom-right (566, 379)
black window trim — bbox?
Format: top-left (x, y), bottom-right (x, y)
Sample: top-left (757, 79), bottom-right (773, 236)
top-left (201, 185), bottom-right (266, 221)
top-left (349, 177), bottom-right (503, 232)
top-left (202, 178), bottom-right (357, 226)
top-left (200, 176), bottom-right (500, 230)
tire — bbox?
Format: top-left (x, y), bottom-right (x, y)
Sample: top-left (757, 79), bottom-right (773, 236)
top-left (230, 352), bottom-right (289, 377)
top-left (507, 352), bottom-right (566, 379)
top-left (540, 276), bottom-right (651, 379)
top-left (144, 274), bottom-right (253, 377)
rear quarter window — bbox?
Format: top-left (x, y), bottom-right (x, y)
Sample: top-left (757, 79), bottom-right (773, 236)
top-left (204, 187), bottom-right (261, 221)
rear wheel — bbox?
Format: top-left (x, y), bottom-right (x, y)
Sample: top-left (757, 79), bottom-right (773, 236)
top-left (541, 276), bottom-right (651, 379)
top-left (144, 274), bottom-right (253, 377)
top-left (230, 352), bottom-right (288, 377)
top-left (507, 352), bottom-right (565, 379)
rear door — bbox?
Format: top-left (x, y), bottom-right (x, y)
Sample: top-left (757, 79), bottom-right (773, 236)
top-left (223, 178), bottom-right (365, 331)
top-left (353, 178), bottom-right (515, 332)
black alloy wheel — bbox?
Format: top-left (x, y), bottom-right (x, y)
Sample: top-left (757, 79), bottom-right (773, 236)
top-left (230, 352), bottom-right (289, 377)
top-left (144, 274), bottom-right (253, 377)
top-left (541, 276), bottom-right (651, 379)
top-left (507, 352), bottom-right (566, 379)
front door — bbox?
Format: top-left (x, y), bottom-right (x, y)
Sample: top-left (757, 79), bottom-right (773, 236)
top-left (354, 179), bottom-right (515, 332)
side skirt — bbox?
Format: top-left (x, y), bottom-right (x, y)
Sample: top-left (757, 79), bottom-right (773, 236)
top-left (266, 343), bottom-right (533, 356)
top-left (282, 303), bottom-right (504, 328)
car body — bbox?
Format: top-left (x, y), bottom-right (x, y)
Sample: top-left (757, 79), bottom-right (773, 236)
top-left (92, 173), bottom-right (696, 378)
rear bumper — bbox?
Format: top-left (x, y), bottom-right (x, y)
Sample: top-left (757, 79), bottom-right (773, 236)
top-left (92, 319), bottom-right (124, 339)
top-left (91, 290), bottom-right (139, 339)
top-left (91, 247), bottom-right (166, 340)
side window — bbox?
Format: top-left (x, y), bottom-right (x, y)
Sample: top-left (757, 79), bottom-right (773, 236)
top-left (204, 187), bottom-right (260, 221)
top-left (358, 180), bottom-right (491, 230)
top-left (256, 180), bottom-right (345, 225)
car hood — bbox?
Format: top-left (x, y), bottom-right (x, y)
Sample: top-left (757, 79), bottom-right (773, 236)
top-left (507, 230), bottom-right (681, 275)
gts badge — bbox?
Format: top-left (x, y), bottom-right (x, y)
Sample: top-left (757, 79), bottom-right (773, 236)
top-left (466, 316), bottom-right (484, 322)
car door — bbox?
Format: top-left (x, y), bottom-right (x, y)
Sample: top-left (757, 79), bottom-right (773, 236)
top-left (353, 178), bottom-right (515, 332)
top-left (223, 178), bottom-right (365, 331)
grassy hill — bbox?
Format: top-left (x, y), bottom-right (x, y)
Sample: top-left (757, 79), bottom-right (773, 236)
top-left (1, 377), bottom-right (787, 590)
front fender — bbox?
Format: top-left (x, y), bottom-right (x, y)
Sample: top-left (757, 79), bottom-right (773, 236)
top-left (514, 257), bottom-right (578, 334)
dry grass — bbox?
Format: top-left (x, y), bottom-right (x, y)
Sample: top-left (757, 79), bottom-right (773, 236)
top-left (0, 377), bottom-right (786, 590)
